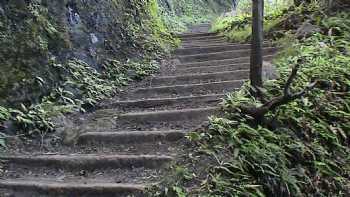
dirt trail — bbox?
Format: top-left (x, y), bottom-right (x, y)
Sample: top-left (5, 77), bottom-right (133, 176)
top-left (0, 24), bottom-right (278, 197)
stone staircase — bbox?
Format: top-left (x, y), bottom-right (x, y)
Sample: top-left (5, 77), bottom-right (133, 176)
top-left (0, 25), bottom-right (277, 197)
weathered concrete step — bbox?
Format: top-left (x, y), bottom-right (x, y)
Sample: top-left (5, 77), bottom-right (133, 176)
top-left (181, 40), bottom-right (229, 47)
top-left (180, 35), bottom-right (223, 41)
top-left (151, 70), bottom-right (249, 86)
top-left (181, 38), bottom-right (227, 44)
top-left (177, 54), bottom-right (275, 69)
top-left (0, 179), bottom-right (146, 197)
top-left (105, 94), bottom-right (223, 111)
top-left (179, 47), bottom-right (278, 63)
top-left (117, 107), bottom-right (220, 123)
top-left (1, 154), bottom-right (173, 170)
top-left (176, 63), bottom-right (250, 74)
top-left (78, 130), bottom-right (186, 145)
top-left (176, 32), bottom-right (217, 39)
top-left (130, 80), bottom-right (244, 98)
top-left (175, 43), bottom-right (271, 56)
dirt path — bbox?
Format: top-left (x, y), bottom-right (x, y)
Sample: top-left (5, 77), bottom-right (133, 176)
top-left (0, 24), bottom-right (277, 197)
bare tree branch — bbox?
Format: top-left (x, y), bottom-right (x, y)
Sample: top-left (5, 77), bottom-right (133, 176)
top-left (237, 64), bottom-right (328, 123)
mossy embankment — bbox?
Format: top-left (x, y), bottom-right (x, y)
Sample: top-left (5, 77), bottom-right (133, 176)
top-left (152, 2), bottom-right (350, 196)
top-left (0, 0), bottom-right (235, 149)
top-left (0, 0), bottom-right (177, 144)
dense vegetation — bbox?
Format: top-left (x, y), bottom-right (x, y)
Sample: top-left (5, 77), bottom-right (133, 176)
top-left (0, 0), bottom-right (174, 146)
top-left (0, 0), bottom-right (233, 147)
top-left (152, 1), bottom-right (350, 196)
top-left (158, 0), bottom-right (232, 32)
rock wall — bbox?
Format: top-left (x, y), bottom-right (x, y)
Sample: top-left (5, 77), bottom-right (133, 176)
top-left (0, 0), bottom-right (165, 106)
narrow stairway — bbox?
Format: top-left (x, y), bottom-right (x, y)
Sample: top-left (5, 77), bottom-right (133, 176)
top-left (0, 25), bottom-right (278, 197)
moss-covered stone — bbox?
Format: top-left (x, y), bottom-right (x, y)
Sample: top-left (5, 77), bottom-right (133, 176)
top-left (0, 0), bottom-right (173, 106)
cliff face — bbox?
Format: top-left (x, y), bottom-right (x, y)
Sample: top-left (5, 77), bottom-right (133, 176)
top-left (0, 0), bottom-right (166, 106)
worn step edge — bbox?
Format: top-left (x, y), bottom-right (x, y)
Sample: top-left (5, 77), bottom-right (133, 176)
top-left (175, 43), bottom-right (271, 56)
top-left (180, 41), bottom-right (230, 48)
top-left (0, 154), bottom-right (173, 169)
top-left (132, 80), bottom-right (244, 97)
top-left (177, 54), bottom-right (275, 68)
top-left (178, 47), bottom-right (279, 63)
top-left (176, 32), bottom-right (217, 38)
top-left (105, 94), bottom-right (224, 109)
top-left (118, 107), bottom-right (220, 122)
top-left (0, 179), bottom-right (146, 194)
top-left (78, 130), bottom-right (186, 145)
top-left (181, 38), bottom-right (227, 44)
top-left (180, 42), bottom-right (235, 48)
top-left (180, 35), bottom-right (224, 41)
top-left (176, 64), bottom-right (250, 74)
top-left (151, 70), bottom-right (249, 85)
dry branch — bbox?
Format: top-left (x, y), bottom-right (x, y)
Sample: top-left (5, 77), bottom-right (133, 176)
top-left (239, 64), bottom-right (327, 123)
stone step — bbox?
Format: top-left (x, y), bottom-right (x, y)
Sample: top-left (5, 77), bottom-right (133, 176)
top-left (180, 35), bottom-right (223, 41)
top-left (77, 130), bottom-right (186, 145)
top-left (0, 179), bottom-right (146, 197)
top-left (150, 70), bottom-right (249, 86)
top-left (176, 64), bottom-right (250, 74)
top-left (104, 94), bottom-right (223, 111)
top-left (181, 38), bottom-right (227, 44)
top-left (1, 154), bottom-right (173, 170)
top-left (181, 40), bottom-right (230, 48)
top-left (178, 47), bottom-right (278, 63)
top-left (180, 41), bottom-right (239, 48)
top-left (176, 32), bottom-right (217, 39)
top-left (117, 107), bottom-right (219, 123)
top-left (129, 80), bottom-right (244, 99)
top-left (174, 43), bottom-right (271, 56)
top-left (177, 54), bottom-right (275, 69)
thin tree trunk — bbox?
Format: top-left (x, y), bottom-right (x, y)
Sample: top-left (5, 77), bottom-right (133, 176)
top-left (250, 0), bottom-right (264, 88)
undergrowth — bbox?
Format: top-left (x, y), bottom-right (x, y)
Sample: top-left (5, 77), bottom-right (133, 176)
top-left (158, 0), bottom-right (232, 33)
top-left (0, 0), bottom-right (169, 147)
top-left (151, 5), bottom-right (350, 197)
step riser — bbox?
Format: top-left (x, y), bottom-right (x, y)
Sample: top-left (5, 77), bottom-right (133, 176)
top-left (177, 32), bottom-right (216, 38)
top-left (131, 80), bottom-right (244, 99)
top-left (0, 183), bottom-right (144, 197)
top-left (179, 47), bottom-right (278, 63)
top-left (180, 35), bottom-right (223, 41)
top-left (181, 38), bottom-right (227, 44)
top-left (118, 108), bottom-right (219, 123)
top-left (176, 64), bottom-right (250, 74)
top-left (175, 43), bottom-right (271, 56)
top-left (177, 55), bottom-right (275, 68)
top-left (78, 131), bottom-right (185, 145)
top-left (106, 95), bottom-right (223, 111)
top-left (150, 70), bottom-right (249, 86)
top-left (1, 155), bottom-right (173, 170)
top-left (181, 41), bottom-right (230, 48)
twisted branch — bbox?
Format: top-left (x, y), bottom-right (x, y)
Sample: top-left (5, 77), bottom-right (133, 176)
top-left (239, 64), bottom-right (327, 123)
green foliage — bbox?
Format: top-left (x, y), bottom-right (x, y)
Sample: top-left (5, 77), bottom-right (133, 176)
top-left (212, 9), bottom-right (287, 42)
top-left (158, 0), bottom-right (232, 33)
top-left (211, 0), bottom-right (294, 42)
top-left (0, 0), bottom-right (169, 142)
